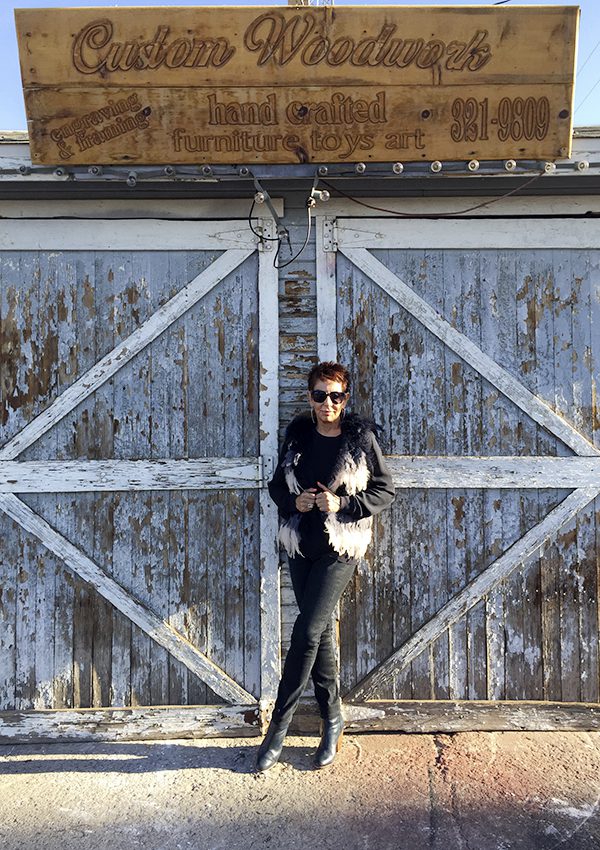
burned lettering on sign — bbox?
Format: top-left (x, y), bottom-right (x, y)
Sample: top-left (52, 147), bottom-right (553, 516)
top-left (50, 93), bottom-right (151, 159)
top-left (72, 19), bottom-right (235, 73)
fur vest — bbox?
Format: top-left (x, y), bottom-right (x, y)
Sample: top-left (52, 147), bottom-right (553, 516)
top-left (277, 413), bottom-right (381, 561)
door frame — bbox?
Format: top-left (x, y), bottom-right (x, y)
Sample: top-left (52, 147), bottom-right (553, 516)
top-left (0, 203), bottom-right (281, 741)
top-left (312, 203), bottom-right (600, 732)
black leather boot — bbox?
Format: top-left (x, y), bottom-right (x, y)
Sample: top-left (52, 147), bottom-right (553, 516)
top-left (255, 715), bottom-right (291, 772)
top-left (313, 713), bottom-right (344, 768)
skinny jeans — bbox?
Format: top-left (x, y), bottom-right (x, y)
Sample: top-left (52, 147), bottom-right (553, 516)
top-left (271, 552), bottom-right (357, 725)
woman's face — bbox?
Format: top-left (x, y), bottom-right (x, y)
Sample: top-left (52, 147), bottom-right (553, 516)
top-left (307, 378), bottom-right (349, 427)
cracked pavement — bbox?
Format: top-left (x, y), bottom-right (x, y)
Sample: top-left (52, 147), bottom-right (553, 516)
top-left (1, 731), bottom-right (599, 849)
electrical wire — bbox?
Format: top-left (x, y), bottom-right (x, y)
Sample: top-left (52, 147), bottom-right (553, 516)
top-left (247, 198), bottom-right (280, 241)
top-left (273, 202), bottom-right (313, 269)
top-left (493, 0), bottom-right (513, 5)
top-left (319, 171), bottom-right (545, 219)
top-left (575, 75), bottom-right (600, 114)
top-left (577, 37), bottom-right (600, 76)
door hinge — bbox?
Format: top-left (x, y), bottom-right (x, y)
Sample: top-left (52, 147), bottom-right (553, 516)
top-left (257, 218), bottom-right (277, 251)
top-left (322, 218), bottom-right (338, 252)
top-left (261, 454), bottom-right (275, 482)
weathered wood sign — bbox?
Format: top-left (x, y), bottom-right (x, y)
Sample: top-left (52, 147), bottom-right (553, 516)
top-left (15, 5), bottom-right (579, 165)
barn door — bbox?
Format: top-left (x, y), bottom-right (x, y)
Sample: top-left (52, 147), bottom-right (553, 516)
top-left (0, 214), bottom-right (280, 740)
top-left (317, 214), bottom-right (600, 729)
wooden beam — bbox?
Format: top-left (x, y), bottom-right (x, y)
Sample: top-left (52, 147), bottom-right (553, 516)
top-left (0, 219), bottom-right (257, 251)
top-left (0, 704), bottom-right (260, 743)
top-left (258, 220), bottom-right (282, 708)
top-left (0, 248), bottom-right (254, 461)
top-left (0, 458), bottom-right (261, 492)
top-left (316, 216), bottom-right (338, 362)
top-left (341, 247), bottom-right (600, 459)
top-left (345, 486), bottom-right (600, 701)
top-left (384, 456), bottom-right (600, 489)
top-left (0, 199), bottom-right (284, 218)
top-left (0, 493), bottom-right (256, 705)
top-left (310, 197), bottom-right (600, 219)
top-left (337, 218), bottom-right (600, 250)
top-left (290, 700), bottom-right (600, 734)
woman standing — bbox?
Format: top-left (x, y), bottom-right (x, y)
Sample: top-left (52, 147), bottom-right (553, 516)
top-left (257, 361), bottom-right (395, 771)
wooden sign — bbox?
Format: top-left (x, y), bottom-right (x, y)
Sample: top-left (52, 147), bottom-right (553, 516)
top-left (15, 5), bottom-right (579, 165)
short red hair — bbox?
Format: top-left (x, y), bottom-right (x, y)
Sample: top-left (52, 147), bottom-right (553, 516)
top-left (307, 361), bottom-right (350, 392)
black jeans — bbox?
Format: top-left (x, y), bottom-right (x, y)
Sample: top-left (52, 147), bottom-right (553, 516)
top-left (271, 552), bottom-right (357, 725)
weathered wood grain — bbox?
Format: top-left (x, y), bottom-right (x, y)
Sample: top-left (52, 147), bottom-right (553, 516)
top-left (0, 221), bottom-right (256, 251)
top-left (342, 247), bottom-right (600, 459)
top-left (0, 704), bottom-right (260, 743)
top-left (0, 247), bottom-right (254, 462)
top-left (316, 217), bottom-right (337, 362)
top-left (0, 459), bottom-right (262, 491)
top-left (259, 224), bottom-right (283, 707)
top-left (0, 492), bottom-right (255, 704)
top-left (10, 452), bottom-right (600, 494)
top-left (337, 220), bottom-right (599, 251)
top-left (345, 487), bottom-right (599, 701)
top-left (16, 6), bottom-right (578, 163)
top-left (295, 700), bottom-right (600, 734)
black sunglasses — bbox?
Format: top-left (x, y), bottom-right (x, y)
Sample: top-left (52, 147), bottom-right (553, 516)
top-left (310, 389), bottom-right (348, 404)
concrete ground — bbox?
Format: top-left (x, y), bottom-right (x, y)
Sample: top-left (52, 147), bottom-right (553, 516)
top-left (1, 731), bottom-right (599, 850)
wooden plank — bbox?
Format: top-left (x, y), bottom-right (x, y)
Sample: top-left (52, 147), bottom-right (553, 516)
top-left (237, 256), bottom-right (263, 702)
top-left (0, 199), bottom-right (284, 219)
top-left (443, 250), bottom-right (471, 700)
top-left (6, 456), bottom-right (600, 491)
top-left (179, 251), bottom-right (209, 706)
top-left (222, 261), bottom-right (246, 700)
top-left (0, 221), bottom-right (256, 251)
top-left (16, 7), bottom-right (578, 163)
top-left (304, 700), bottom-right (600, 734)
top-left (346, 485), bottom-right (600, 701)
top-left (516, 256), bottom-right (543, 701)
top-left (368, 252), bottom-right (395, 698)
top-left (337, 220), bottom-right (599, 251)
top-left (571, 251), bottom-right (599, 703)
top-left (0, 704), bottom-right (260, 743)
top-left (52, 252), bottom-right (84, 710)
top-left (500, 249), bottom-right (526, 702)
top-left (305, 197), bottom-right (600, 219)
top-left (315, 216), bottom-right (337, 362)
top-left (0, 493), bottom-right (255, 704)
top-left (12, 252), bottom-right (42, 712)
top-left (419, 248), bottom-right (449, 700)
top-left (0, 248), bottom-right (254, 462)
top-left (553, 251), bottom-right (581, 703)
top-left (0, 510), bottom-right (18, 711)
top-left (258, 222), bottom-right (281, 707)
top-left (147, 251), bottom-right (177, 708)
top-left (341, 247), bottom-right (600, 458)
top-left (335, 254), bottom-right (358, 696)
top-left (386, 254), bottom-right (412, 701)
top-left (117, 253), bottom-right (153, 708)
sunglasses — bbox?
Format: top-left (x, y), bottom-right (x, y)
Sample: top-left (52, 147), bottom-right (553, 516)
top-left (310, 389), bottom-right (348, 405)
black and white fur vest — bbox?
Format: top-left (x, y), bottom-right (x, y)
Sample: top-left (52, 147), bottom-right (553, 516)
top-left (278, 412), bottom-right (379, 561)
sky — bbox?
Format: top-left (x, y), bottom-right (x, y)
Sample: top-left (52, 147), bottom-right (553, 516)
top-left (1, 0), bottom-right (598, 131)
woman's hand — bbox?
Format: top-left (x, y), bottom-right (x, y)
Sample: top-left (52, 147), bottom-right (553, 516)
top-left (315, 482), bottom-right (341, 513)
top-left (296, 488), bottom-right (317, 512)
